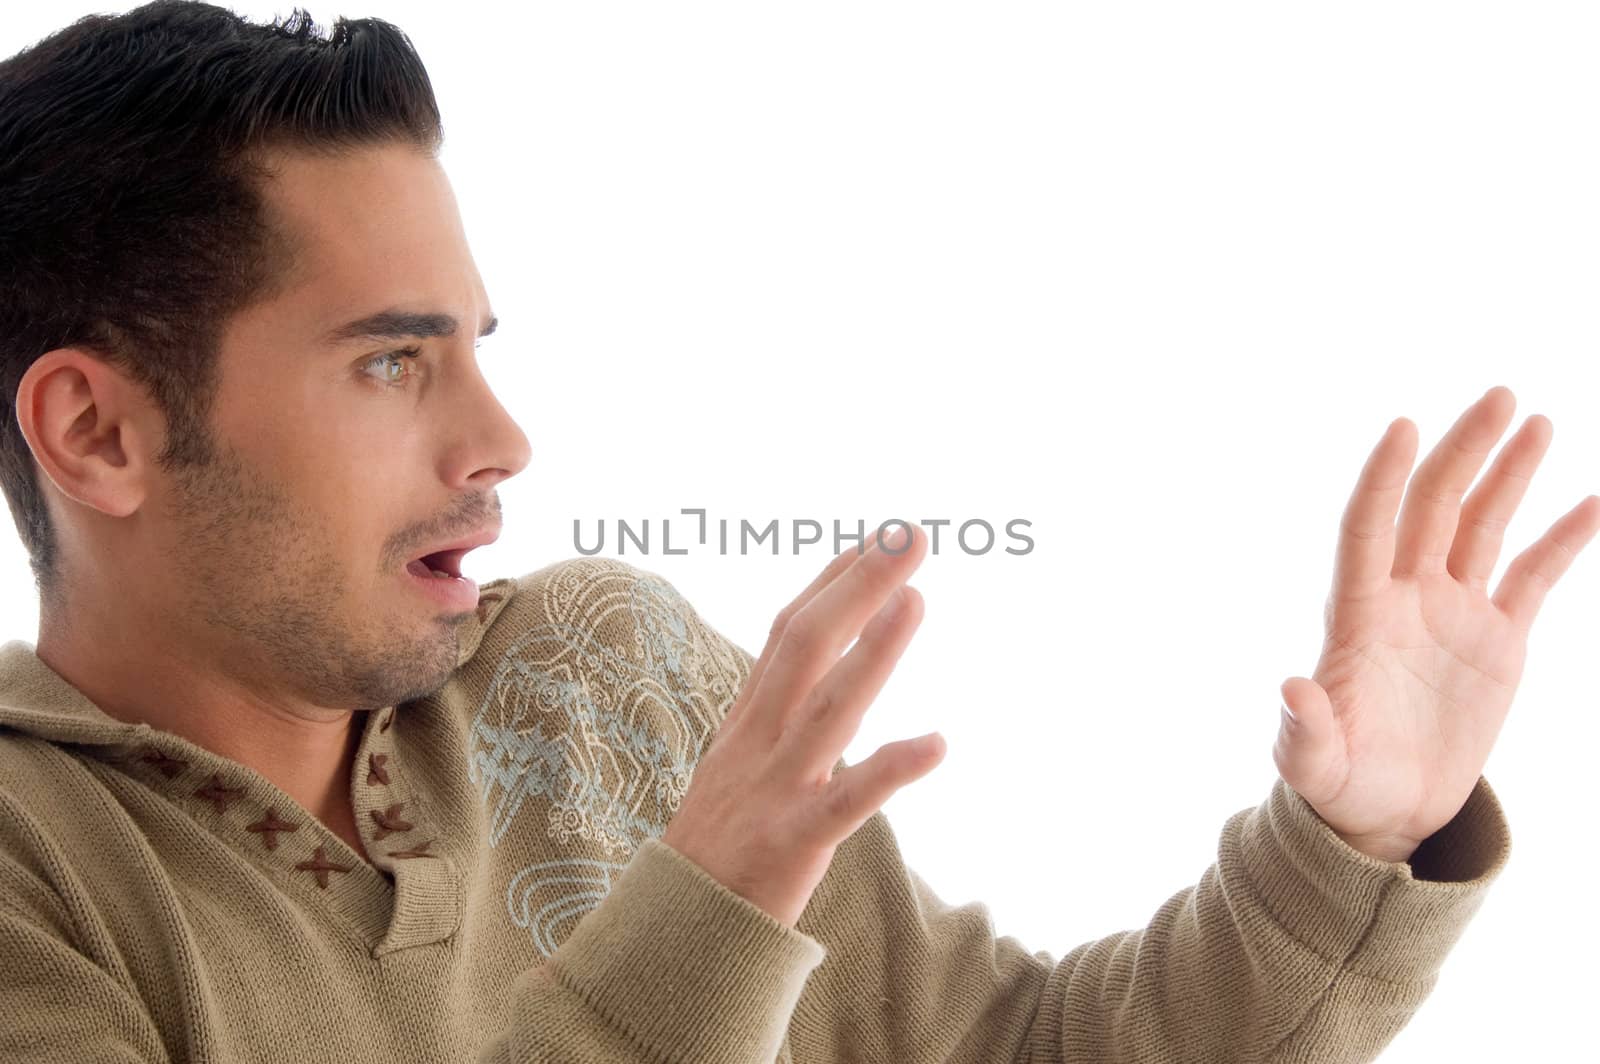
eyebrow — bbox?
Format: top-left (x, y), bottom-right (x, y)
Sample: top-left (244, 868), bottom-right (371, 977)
top-left (324, 309), bottom-right (498, 346)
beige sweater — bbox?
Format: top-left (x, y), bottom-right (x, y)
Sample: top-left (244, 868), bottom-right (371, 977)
top-left (0, 555), bottom-right (1511, 1062)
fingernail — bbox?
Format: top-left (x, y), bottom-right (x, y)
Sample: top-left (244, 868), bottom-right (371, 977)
top-left (1281, 704), bottom-right (1297, 723)
top-left (879, 523), bottom-right (909, 552)
top-left (913, 731), bottom-right (943, 755)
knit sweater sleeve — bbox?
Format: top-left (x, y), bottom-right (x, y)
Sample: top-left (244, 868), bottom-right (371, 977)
top-left (0, 858), bottom-right (171, 1061)
top-left (473, 833), bottom-right (828, 1063)
top-left (599, 569), bottom-right (1509, 1062)
top-left (475, 565), bottom-right (1511, 1062)
top-left (786, 765), bottom-right (1510, 1062)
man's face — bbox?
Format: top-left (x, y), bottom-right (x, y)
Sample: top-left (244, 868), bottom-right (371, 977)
top-left (143, 142), bottom-right (530, 714)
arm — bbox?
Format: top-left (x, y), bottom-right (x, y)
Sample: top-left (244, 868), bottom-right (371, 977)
top-left (784, 388), bottom-right (1586, 1060)
top-left (628, 578), bottom-right (1512, 1063)
top-left (475, 835), bottom-right (826, 1063)
top-left (0, 881), bottom-right (171, 1061)
top-left (785, 751), bottom-right (1509, 1062)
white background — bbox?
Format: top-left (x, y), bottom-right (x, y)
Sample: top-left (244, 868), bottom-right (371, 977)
top-left (4, 3), bottom-right (1597, 1059)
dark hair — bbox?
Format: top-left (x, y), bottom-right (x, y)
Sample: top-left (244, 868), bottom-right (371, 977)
top-left (0, 0), bottom-right (444, 612)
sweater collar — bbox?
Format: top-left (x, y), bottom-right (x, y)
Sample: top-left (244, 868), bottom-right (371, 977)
top-left (0, 577), bottom-right (520, 955)
top-left (0, 639), bottom-right (150, 746)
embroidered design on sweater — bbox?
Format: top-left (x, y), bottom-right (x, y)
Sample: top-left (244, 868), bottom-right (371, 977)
top-left (247, 807), bottom-right (300, 850)
top-left (139, 746), bottom-right (188, 779)
top-left (466, 559), bottom-right (751, 956)
top-left (505, 857), bottom-right (627, 958)
top-left (193, 772), bottom-right (246, 814)
top-left (295, 843), bottom-right (355, 889)
top-left (369, 802), bottom-right (414, 840)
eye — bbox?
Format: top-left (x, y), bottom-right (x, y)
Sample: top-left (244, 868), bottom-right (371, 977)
top-left (361, 346), bottom-right (423, 389)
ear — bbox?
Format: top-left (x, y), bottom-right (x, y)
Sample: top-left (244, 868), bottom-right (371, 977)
top-left (15, 348), bottom-right (160, 520)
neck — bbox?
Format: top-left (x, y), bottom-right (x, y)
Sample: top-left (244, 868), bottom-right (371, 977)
top-left (35, 621), bottom-right (370, 829)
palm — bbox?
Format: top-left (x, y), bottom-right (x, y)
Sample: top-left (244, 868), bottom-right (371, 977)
top-left (1273, 387), bottom-right (1599, 861)
top-left (1306, 576), bottom-right (1521, 846)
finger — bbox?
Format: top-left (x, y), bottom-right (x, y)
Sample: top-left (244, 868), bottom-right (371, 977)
top-left (1491, 495), bottom-right (1600, 633)
top-left (744, 523), bottom-right (929, 746)
top-left (1331, 417), bottom-right (1417, 602)
top-left (1273, 677), bottom-right (1346, 808)
top-left (1392, 386), bottom-right (1516, 578)
top-left (807, 728), bottom-right (946, 845)
top-left (723, 532), bottom-right (893, 732)
top-left (775, 583), bottom-right (925, 783)
top-left (1447, 414), bottom-right (1553, 594)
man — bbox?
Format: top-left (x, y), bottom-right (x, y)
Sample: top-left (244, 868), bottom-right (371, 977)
top-left (1, 2), bottom-right (1595, 1061)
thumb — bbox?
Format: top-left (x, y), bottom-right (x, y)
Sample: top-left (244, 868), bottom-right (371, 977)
top-left (1272, 676), bottom-right (1344, 805)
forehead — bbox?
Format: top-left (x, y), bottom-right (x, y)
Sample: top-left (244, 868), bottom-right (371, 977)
top-left (255, 144), bottom-right (490, 331)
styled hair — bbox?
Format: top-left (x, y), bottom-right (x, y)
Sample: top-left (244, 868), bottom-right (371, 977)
top-left (0, 1), bottom-right (444, 612)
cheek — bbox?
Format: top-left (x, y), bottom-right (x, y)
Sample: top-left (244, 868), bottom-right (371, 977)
top-left (296, 435), bottom-right (429, 565)
top-left (272, 385), bottom-right (436, 527)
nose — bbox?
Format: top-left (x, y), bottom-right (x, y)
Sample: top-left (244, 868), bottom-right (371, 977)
top-left (448, 360), bottom-right (533, 492)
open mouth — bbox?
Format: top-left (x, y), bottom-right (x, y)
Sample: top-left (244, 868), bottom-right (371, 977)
top-left (406, 548), bottom-right (467, 581)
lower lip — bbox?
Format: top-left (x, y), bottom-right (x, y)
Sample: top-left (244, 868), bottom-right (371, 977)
top-left (404, 558), bottom-right (480, 612)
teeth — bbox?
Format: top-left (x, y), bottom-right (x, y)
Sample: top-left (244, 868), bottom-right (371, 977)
top-left (428, 568), bottom-right (453, 579)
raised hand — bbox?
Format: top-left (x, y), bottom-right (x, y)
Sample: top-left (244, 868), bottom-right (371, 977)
top-left (1273, 386), bottom-right (1600, 863)
top-left (662, 523), bottom-right (944, 928)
